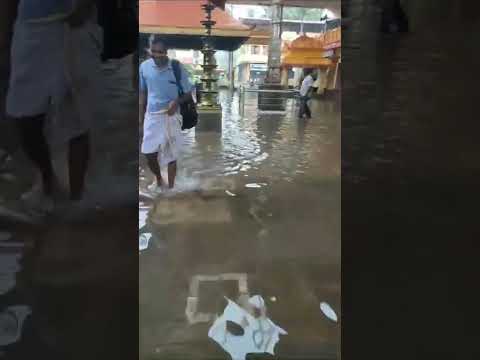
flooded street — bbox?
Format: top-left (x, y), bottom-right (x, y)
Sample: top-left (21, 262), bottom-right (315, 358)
top-left (139, 92), bottom-right (341, 359)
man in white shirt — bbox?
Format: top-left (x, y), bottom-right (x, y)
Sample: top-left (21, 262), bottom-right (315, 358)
top-left (298, 68), bottom-right (316, 119)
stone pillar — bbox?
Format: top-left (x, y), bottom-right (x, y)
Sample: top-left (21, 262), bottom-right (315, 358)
top-left (265, 0), bottom-right (283, 84)
top-left (280, 67), bottom-right (289, 87)
top-left (228, 51), bottom-right (235, 91)
top-left (258, 0), bottom-right (286, 112)
top-left (318, 67), bottom-right (329, 94)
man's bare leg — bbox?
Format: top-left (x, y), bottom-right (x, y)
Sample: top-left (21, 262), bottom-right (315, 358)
top-left (16, 114), bottom-right (55, 196)
top-left (68, 131), bottom-right (90, 201)
top-left (168, 161), bottom-right (177, 189)
top-left (145, 152), bottom-right (164, 186)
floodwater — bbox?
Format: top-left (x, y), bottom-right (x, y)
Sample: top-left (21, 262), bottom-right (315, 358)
top-left (0, 55), bottom-right (139, 359)
top-left (139, 91), bottom-right (341, 359)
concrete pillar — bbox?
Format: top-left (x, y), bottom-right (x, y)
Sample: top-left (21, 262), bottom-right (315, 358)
top-left (228, 51), bottom-right (235, 91)
top-left (293, 67), bottom-right (303, 87)
top-left (332, 63), bottom-right (340, 90)
top-left (257, 0), bottom-right (286, 111)
top-left (265, 0), bottom-right (283, 84)
top-left (315, 68), bottom-right (326, 94)
top-left (280, 67), bottom-right (289, 87)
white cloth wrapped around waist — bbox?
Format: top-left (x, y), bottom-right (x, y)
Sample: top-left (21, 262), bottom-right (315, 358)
top-left (6, 14), bottom-right (103, 144)
top-left (141, 110), bottom-right (183, 166)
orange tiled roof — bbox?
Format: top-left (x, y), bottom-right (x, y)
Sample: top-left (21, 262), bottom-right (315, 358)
top-left (282, 32), bottom-right (340, 67)
top-left (140, 0), bottom-right (250, 35)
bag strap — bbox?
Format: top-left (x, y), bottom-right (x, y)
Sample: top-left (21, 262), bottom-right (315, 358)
top-left (170, 59), bottom-right (184, 96)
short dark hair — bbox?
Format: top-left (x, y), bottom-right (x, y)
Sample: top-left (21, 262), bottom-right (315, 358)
top-left (150, 35), bottom-right (167, 49)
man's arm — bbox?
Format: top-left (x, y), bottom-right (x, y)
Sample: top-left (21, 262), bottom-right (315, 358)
top-left (167, 92), bottom-right (192, 116)
top-left (139, 64), bottom-right (148, 124)
top-left (139, 91), bottom-right (147, 126)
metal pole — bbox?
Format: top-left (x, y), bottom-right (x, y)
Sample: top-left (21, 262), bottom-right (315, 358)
top-left (238, 85), bottom-right (242, 114)
top-left (228, 51), bottom-right (235, 92)
top-left (240, 85), bottom-right (245, 117)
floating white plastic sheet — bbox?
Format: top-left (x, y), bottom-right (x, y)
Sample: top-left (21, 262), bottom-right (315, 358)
top-left (0, 254), bottom-right (21, 295)
top-left (139, 233), bottom-right (152, 251)
top-left (320, 302), bottom-right (338, 322)
top-left (208, 296), bottom-right (287, 360)
top-left (139, 209), bottom-right (148, 229)
top-left (0, 305), bottom-right (31, 347)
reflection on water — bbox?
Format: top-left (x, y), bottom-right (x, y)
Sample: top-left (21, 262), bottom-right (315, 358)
top-left (0, 55), bottom-right (139, 359)
top-left (139, 91), bottom-right (340, 194)
top-left (139, 90), bottom-right (340, 359)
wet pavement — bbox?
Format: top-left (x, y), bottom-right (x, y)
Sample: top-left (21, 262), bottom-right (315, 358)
top-left (341, 1), bottom-right (480, 358)
top-left (139, 92), bottom-right (341, 359)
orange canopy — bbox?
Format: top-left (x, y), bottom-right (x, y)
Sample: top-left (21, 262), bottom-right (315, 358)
top-left (281, 33), bottom-right (340, 68)
top-left (140, 0), bottom-right (251, 37)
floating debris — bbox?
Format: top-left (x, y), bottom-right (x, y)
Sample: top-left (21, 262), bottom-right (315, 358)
top-left (0, 254), bottom-right (21, 295)
top-left (139, 190), bottom-right (154, 200)
top-left (208, 296), bottom-right (287, 360)
top-left (139, 233), bottom-right (152, 251)
top-left (320, 302), bottom-right (338, 322)
top-left (245, 183), bottom-right (262, 189)
top-left (139, 208), bottom-right (150, 229)
top-left (0, 206), bottom-right (37, 224)
top-left (253, 152), bottom-right (269, 162)
top-left (0, 305), bottom-right (32, 347)
top-left (225, 190), bottom-right (236, 197)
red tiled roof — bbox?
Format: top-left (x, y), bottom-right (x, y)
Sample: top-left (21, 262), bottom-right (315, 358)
top-left (140, 0), bottom-right (249, 32)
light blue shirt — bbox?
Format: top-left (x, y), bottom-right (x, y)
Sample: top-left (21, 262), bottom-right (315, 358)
top-left (139, 58), bottom-right (193, 113)
top-left (17, 0), bottom-right (74, 22)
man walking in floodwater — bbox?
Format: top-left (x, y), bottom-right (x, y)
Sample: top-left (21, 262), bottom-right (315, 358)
top-left (139, 37), bottom-right (193, 194)
top-left (298, 68), bottom-right (317, 119)
top-left (3, 0), bottom-right (102, 214)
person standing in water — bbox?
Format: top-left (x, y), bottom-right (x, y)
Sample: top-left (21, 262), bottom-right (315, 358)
top-left (3, 0), bottom-right (102, 214)
top-left (298, 68), bottom-right (317, 119)
top-left (139, 37), bottom-right (193, 194)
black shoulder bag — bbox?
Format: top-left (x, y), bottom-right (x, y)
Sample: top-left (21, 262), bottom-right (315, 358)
top-left (171, 60), bottom-right (198, 130)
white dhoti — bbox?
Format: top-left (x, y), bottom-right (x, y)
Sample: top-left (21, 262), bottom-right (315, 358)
top-left (141, 111), bottom-right (183, 166)
top-left (6, 18), bottom-right (103, 144)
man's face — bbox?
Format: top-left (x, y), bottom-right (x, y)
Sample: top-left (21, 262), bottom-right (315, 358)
top-left (150, 43), bottom-right (169, 67)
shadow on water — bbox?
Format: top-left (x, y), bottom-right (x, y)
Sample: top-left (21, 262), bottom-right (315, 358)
top-left (0, 55), bottom-right (138, 359)
top-left (139, 90), bottom-right (341, 359)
